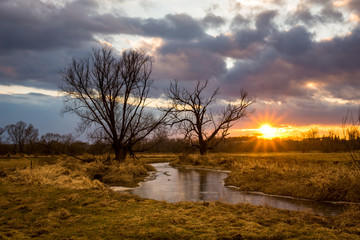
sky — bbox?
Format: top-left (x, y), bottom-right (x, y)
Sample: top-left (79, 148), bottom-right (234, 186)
top-left (1, 0), bottom-right (360, 139)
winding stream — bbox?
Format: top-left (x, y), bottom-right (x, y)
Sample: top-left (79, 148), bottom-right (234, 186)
top-left (111, 162), bottom-right (349, 216)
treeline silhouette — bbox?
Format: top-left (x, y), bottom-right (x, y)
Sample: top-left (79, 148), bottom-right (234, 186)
top-left (0, 121), bottom-right (357, 156)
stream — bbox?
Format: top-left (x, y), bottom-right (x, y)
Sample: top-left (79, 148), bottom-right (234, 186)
top-left (111, 162), bottom-right (349, 216)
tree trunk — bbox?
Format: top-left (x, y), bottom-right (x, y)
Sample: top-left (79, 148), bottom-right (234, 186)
top-left (113, 144), bottom-right (127, 162)
top-left (199, 142), bottom-right (207, 155)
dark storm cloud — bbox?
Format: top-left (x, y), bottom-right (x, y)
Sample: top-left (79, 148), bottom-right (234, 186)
top-left (201, 13), bottom-right (226, 29)
top-left (1, 0), bottom-right (360, 129)
top-left (151, 10), bottom-right (277, 84)
top-left (139, 14), bottom-right (205, 40)
top-left (0, 0), bottom-right (207, 88)
top-left (153, 41), bottom-right (227, 82)
top-left (221, 20), bottom-right (360, 102)
top-left (272, 26), bottom-right (313, 56)
top-left (0, 0), bottom-right (205, 52)
top-left (230, 14), bottom-right (251, 29)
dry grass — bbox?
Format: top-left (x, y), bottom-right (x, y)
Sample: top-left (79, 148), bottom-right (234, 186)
top-left (0, 155), bottom-right (155, 188)
top-left (1, 154), bottom-right (360, 239)
top-left (172, 152), bottom-right (360, 202)
top-left (1, 174), bottom-right (360, 239)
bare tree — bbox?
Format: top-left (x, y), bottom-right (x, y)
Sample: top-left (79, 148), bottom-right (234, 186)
top-left (165, 80), bottom-right (254, 155)
top-left (60, 46), bottom-right (170, 162)
top-left (6, 121), bottom-right (39, 154)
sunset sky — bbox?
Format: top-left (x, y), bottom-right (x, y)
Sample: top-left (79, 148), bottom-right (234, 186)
top-left (1, 0), bottom-right (360, 139)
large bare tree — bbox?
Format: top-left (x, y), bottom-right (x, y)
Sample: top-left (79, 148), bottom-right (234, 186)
top-left (165, 80), bottom-right (254, 155)
top-left (60, 47), bottom-right (170, 162)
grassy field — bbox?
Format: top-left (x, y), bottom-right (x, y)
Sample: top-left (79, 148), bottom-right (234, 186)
top-left (170, 152), bottom-right (360, 202)
top-left (2, 155), bottom-right (360, 239)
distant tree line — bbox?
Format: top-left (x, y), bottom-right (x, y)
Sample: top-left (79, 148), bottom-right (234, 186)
top-left (0, 121), bottom-right (357, 156)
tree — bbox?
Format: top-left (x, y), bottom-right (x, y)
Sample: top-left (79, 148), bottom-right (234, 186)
top-left (60, 46), bottom-right (170, 162)
top-left (40, 133), bottom-right (75, 155)
top-left (6, 121), bottom-right (39, 154)
top-left (165, 80), bottom-right (254, 155)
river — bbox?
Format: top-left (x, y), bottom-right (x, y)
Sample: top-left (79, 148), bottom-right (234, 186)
top-left (111, 162), bottom-right (348, 216)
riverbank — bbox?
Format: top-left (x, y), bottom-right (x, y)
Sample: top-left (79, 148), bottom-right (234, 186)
top-left (170, 152), bottom-right (360, 202)
top-left (1, 155), bottom-right (360, 239)
top-left (0, 155), bottom-right (155, 188)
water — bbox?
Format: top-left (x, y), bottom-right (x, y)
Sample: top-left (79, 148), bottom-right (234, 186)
top-left (112, 162), bottom-right (348, 216)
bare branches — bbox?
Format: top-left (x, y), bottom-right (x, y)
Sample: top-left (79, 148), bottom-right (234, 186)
top-left (60, 46), bottom-right (169, 162)
top-left (165, 79), bottom-right (254, 155)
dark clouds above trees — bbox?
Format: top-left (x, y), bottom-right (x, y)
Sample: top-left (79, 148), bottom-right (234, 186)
top-left (1, 0), bottom-right (360, 129)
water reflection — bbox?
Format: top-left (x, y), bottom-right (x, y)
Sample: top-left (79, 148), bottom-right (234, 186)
top-left (113, 162), bottom-right (347, 216)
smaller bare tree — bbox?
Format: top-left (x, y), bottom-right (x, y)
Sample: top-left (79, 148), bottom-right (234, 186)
top-left (165, 80), bottom-right (254, 155)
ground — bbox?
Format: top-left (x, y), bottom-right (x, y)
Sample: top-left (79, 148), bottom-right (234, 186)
top-left (1, 153), bottom-right (360, 239)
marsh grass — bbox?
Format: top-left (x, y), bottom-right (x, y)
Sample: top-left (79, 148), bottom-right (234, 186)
top-left (2, 154), bottom-right (360, 239)
top-left (172, 152), bottom-right (360, 202)
top-left (0, 155), bottom-right (155, 188)
top-left (138, 153), bottom-right (178, 163)
top-left (1, 178), bottom-right (360, 239)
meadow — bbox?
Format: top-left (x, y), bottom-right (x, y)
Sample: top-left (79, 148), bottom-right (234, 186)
top-left (171, 152), bottom-right (360, 202)
top-left (1, 153), bottom-right (360, 239)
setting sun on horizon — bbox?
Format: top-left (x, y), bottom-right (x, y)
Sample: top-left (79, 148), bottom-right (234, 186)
top-left (259, 124), bottom-right (277, 139)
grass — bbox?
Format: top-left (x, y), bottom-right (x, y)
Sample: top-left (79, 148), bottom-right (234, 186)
top-left (171, 152), bottom-right (360, 202)
top-left (2, 156), bottom-right (360, 239)
top-left (137, 153), bottom-right (178, 164)
top-left (2, 154), bottom-right (360, 239)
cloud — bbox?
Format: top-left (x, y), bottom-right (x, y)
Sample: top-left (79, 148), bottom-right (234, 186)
top-left (349, 0), bottom-right (360, 14)
top-left (1, 0), bottom-right (360, 133)
top-left (221, 22), bottom-right (360, 103)
top-left (139, 14), bottom-right (205, 40)
top-left (272, 26), bottom-right (313, 56)
top-left (0, 0), bottom-right (205, 53)
top-left (153, 41), bottom-right (227, 82)
top-left (288, 4), bottom-right (344, 26)
top-left (230, 14), bottom-right (251, 29)
top-left (201, 13), bottom-right (226, 29)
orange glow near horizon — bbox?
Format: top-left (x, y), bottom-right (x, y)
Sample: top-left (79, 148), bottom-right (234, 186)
top-left (259, 124), bottom-right (277, 139)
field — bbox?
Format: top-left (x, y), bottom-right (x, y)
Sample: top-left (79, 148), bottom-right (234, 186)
top-left (171, 152), bottom-right (360, 202)
top-left (1, 153), bottom-right (360, 239)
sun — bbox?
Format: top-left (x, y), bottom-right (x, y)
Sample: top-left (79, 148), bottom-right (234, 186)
top-left (259, 124), bottom-right (277, 139)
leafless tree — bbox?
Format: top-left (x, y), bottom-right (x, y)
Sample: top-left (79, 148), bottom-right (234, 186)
top-left (6, 121), bottom-right (39, 154)
top-left (165, 80), bottom-right (254, 155)
top-left (60, 46), bottom-right (170, 162)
